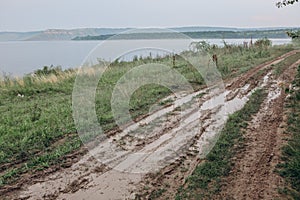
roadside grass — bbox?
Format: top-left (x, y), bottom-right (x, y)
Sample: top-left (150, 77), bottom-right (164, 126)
top-left (0, 56), bottom-right (202, 187)
top-left (209, 44), bottom-right (293, 77)
top-left (277, 65), bottom-right (300, 199)
top-left (175, 89), bottom-right (266, 200)
top-left (0, 44), bottom-right (292, 188)
top-left (149, 188), bottom-right (167, 199)
top-left (0, 76), bottom-right (79, 186)
top-left (273, 53), bottom-right (300, 77)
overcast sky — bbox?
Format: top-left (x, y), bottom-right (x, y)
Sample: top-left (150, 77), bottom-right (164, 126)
top-left (0, 0), bottom-right (299, 31)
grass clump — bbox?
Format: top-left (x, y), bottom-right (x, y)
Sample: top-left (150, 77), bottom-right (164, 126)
top-left (176, 89), bottom-right (266, 199)
top-left (149, 188), bottom-right (167, 199)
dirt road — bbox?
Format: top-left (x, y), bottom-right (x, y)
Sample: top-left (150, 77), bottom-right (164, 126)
top-left (7, 50), bottom-right (300, 200)
top-left (219, 58), bottom-right (300, 200)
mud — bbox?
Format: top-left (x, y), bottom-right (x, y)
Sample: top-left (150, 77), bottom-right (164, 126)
top-left (134, 52), bottom-right (300, 200)
top-left (5, 50), bottom-right (300, 200)
top-left (218, 59), bottom-right (300, 200)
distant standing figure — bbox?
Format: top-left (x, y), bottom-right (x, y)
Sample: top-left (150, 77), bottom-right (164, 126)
top-left (172, 54), bottom-right (176, 67)
top-left (212, 54), bottom-right (218, 66)
top-left (243, 41), bottom-right (248, 48)
top-left (250, 37), bottom-right (253, 48)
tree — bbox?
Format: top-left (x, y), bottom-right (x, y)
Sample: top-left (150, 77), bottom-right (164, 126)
top-left (276, 0), bottom-right (299, 7)
top-left (287, 31), bottom-right (300, 39)
top-left (254, 38), bottom-right (272, 49)
top-left (189, 41), bottom-right (211, 52)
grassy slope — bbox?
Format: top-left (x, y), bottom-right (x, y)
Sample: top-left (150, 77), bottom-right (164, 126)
top-left (215, 45), bottom-right (293, 77)
top-left (277, 65), bottom-right (300, 199)
top-left (0, 44), bottom-right (293, 187)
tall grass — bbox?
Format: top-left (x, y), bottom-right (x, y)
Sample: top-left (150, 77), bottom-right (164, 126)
top-left (189, 41), bottom-right (293, 77)
top-left (0, 69), bottom-right (75, 88)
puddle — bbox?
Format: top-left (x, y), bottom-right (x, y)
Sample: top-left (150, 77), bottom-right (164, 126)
top-left (262, 71), bottom-right (272, 87)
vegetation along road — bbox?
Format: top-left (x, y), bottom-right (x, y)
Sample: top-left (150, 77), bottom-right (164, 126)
top-left (1, 40), bottom-right (300, 199)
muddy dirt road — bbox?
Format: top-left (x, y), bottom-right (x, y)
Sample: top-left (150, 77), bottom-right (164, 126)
top-left (219, 58), bottom-right (300, 200)
top-left (7, 50), bottom-right (300, 200)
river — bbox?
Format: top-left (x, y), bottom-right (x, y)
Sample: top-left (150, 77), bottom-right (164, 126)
top-left (0, 38), bottom-right (291, 76)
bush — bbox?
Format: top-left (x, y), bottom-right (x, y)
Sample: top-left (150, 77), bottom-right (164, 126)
top-left (33, 65), bottom-right (63, 76)
top-left (287, 30), bottom-right (300, 39)
top-left (254, 38), bottom-right (272, 48)
top-left (190, 41), bottom-right (211, 52)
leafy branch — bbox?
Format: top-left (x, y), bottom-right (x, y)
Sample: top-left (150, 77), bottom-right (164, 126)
top-left (276, 0), bottom-right (299, 7)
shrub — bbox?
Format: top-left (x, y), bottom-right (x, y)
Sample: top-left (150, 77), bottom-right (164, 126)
top-left (254, 38), bottom-right (272, 48)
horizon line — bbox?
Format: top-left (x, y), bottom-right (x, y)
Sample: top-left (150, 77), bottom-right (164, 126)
top-left (1, 25), bottom-right (300, 33)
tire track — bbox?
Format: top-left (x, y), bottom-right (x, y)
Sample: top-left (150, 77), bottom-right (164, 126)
top-left (219, 59), bottom-right (300, 200)
top-left (9, 51), bottom-right (300, 200)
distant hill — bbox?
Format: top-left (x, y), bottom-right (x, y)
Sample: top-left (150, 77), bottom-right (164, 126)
top-left (170, 26), bottom-right (299, 32)
top-left (25, 28), bottom-right (130, 41)
top-left (0, 28), bottom-right (130, 41)
top-left (0, 31), bottom-right (41, 41)
top-left (170, 26), bottom-right (241, 32)
top-left (0, 27), bottom-right (299, 41)
top-left (73, 29), bottom-right (295, 40)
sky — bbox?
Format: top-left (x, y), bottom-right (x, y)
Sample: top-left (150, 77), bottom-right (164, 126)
top-left (0, 0), bottom-right (299, 32)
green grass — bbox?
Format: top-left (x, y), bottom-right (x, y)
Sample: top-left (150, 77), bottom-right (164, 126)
top-left (208, 44), bottom-right (293, 77)
top-left (175, 89), bottom-right (266, 200)
top-left (149, 188), bottom-right (167, 199)
top-left (277, 65), bottom-right (300, 199)
top-left (0, 44), bottom-right (293, 188)
top-left (273, 53), bottom-right (300, 76)
top-left (0, 55), bottom-right (203, 187)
